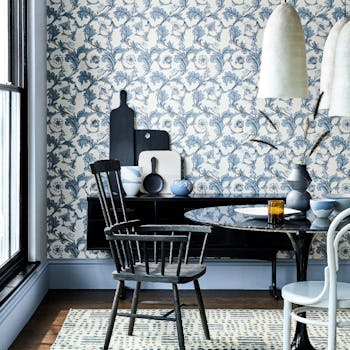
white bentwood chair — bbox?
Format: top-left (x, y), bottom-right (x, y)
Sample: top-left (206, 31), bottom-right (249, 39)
top-left (282, 207), bottom-right (350, 350)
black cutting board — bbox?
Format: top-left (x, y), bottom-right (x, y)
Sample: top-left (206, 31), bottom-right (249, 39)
top-left (110, 90), bottom-right (135, 165)
top-left (134, 130), bottom-right (170, 162)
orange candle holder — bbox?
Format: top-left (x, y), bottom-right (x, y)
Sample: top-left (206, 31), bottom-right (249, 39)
top-left (268, 200), bottom-right (284, 225)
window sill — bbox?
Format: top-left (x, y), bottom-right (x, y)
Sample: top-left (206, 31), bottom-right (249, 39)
top-left (0, 262), bottom-right (40, 307)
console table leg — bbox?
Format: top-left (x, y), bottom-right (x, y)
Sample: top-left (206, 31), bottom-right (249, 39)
top-left (291, 321), bottom-right (315, 350)
top-left (269, 255), bottom-right (281, 299)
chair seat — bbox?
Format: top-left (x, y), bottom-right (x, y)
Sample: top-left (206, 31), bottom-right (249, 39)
top-left (282, 281), bottom-right (350, 308)
top-left (113, 262), bottom-right (206, 284)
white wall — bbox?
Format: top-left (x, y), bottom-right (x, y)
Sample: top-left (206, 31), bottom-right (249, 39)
top-left (28, 0), bottom-right (47, 263)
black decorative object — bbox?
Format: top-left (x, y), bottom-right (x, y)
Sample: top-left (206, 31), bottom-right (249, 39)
top-left (143, 157), bottom-right (164, 194)
top-left (286, 164), bottom-right (312, 212)
top-left (110, 90), bottom-right (135, 165)
top-left (135, 130), bottom-right (170, 162)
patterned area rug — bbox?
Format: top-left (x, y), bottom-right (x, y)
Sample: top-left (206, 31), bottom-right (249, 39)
top-left (51, 308), bottom-right (350, 350)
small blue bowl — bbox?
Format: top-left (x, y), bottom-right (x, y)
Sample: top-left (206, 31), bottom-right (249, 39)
top-left (171, 180), bottom-right (193, 196)
top-left (310, 199), bottom-right (335, 218)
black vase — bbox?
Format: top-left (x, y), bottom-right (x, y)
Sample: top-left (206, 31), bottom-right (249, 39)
top-left (286, 164), bottom-right (312, 212)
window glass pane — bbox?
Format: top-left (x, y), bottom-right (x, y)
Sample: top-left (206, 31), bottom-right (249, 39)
top-left (0, 90), bottom-right (10, 267)
top-left (0, 0), bottom-right (26, 282)
top-left (10, 91), bottom-right (20, 256)
top-left (0, 1), bottom-right (9, 84)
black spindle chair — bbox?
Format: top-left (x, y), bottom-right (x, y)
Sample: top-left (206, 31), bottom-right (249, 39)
top-left (90, 159), bottom-right (211, 350)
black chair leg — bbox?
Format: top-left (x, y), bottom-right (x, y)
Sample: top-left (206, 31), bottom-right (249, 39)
top-left (128, 281), bottom-right (141, 336)
top-left (104, 280), bottom-right (124, 350)
top-left (193, 279), bottom-right (210, 340)
top-left (172, 283), bottom-right (185, 350)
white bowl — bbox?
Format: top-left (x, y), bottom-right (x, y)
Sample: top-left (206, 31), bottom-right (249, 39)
top-left (121, 166), bottom-right (142, 182)
top-left (122, 182), bottom-right (141, 196)
top-left (324, 194), bottom-right (350, 212)
top-left (120, 166), bottom-right (142, 196)
top-left (310, 199), bottom-right (335, 218)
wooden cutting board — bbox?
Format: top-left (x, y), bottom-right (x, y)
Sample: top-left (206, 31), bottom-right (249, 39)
top-left (138, 150), bottom-right (181, 194)
top-left (134, 130), bottom-right (170, 161)
top-left (109, 90), bottom-right (135, 165)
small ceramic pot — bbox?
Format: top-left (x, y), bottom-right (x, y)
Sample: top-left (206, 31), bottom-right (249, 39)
top-left (310, 198), bottom-right (335, 218)
top-left (120, 166), bottom-right (142, 196)
top-left (171, 179), bottom-right (193, 196)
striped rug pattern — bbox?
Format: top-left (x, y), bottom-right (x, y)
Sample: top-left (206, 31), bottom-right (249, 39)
top-left (51, 308), bottom-right (350, 349)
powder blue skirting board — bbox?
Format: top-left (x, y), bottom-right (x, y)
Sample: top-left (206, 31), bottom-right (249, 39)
top-left (47, 258), bottom-right (350, 290)
top-left (0, 263), bottom-right (48, 350)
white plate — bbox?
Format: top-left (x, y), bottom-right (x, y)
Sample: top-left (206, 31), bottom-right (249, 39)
top-left (235, 206), bottom-right (301, 219)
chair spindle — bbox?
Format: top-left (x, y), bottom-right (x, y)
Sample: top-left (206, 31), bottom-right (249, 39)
top-left (184, 232), bottom-right (192, 264)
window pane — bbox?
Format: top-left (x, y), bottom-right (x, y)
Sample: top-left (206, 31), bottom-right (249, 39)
top-left (0, 90), bottom-right (10, 267)
top-left (0, 0), bottom-right (26, 285)
top-left (0, 1), bottom-right (9, 84)
top-left (10, 91), bottom-right (20, 256)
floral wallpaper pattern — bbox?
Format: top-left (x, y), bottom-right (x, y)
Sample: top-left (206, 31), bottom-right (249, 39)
top-left (47, 0), bottom-right (350, 259)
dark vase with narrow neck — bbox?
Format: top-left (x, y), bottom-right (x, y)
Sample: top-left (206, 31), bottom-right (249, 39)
top-left (286, 163), bottom-right (312, 212)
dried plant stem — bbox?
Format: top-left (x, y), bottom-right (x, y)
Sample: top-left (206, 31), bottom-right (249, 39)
top-left (259, 110), bottom-right (277, 131)
top-left (250, 138), bottom-right (278, 150)
top-left (308, 131), bottom-right (330, 157)
top-left (304, 118), bottom-right (310, 139)
top-left (313, 92), bottom-right (324, 120)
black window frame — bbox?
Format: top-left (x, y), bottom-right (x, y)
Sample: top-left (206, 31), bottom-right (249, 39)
top-left (0, 0), bottom-right (28, 291)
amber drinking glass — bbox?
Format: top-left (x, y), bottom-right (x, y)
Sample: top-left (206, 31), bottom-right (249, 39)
top-left (268, 200), bottom-right (284, 225)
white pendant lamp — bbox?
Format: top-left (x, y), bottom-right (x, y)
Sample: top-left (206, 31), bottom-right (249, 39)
top-left (258, 3), bottom-right (308, 98)
top-left (329, 21), bottom-right (350, 117)
top-left (319, 18), bottom-right (349, 110)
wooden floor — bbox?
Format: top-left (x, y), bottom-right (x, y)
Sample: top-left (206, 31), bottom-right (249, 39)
top-left (9, 289), bottom-right (283, 350)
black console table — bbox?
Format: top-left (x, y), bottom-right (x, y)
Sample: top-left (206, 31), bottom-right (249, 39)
top-left (87, 193), bottom-right (292, 297)
top-left (87, 193), bottom-right (291, 252)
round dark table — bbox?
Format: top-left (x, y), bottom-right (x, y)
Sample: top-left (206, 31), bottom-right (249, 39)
top-left (185, 204), bottom-right (333, 350)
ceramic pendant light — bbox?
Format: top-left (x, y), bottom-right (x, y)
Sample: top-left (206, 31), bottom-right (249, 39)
top-left (258, 3), bottom-right (308, 98)
top-left (329, 21), bottom-right (350, 117)
top-left (319, 18), bottom-right (349, 110)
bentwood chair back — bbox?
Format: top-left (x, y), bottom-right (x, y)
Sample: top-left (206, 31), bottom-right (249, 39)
top-left (282, 208), bottom-right (350, 350)
top-left (90, 159), bottom-right (211, 350)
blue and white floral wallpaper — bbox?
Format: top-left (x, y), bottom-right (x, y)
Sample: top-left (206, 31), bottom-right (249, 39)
top-left (47, 0), bottom-right (350, 259)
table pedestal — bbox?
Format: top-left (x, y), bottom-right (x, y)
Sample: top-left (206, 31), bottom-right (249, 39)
top-left (287, 230), bottom-right (315, 350)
